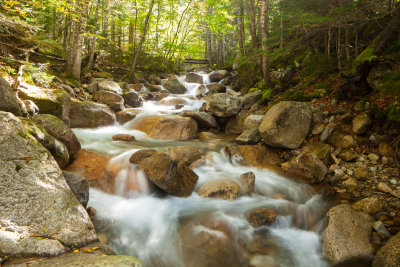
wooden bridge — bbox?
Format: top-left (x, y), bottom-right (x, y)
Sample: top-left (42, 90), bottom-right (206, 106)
top-left (182, 58), bottom-right (209, 64)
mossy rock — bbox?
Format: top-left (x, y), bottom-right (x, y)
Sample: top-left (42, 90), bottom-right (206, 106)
top-left (387, 99), bottom-right (400, 123)
top-left (353, 45), bottom-right (377, 69)
top-left (19, 88), bottom-right (70, 124)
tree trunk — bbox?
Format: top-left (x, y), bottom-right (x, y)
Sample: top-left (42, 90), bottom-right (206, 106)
top-left (129, 0), bottom-right (156, 79)
top-left (345, 22), bottom-right (350, 60)
top-left (373, 5), bottom-right (400, 54)
top-left (66, 0), bottom-right (88, 80)
top-left (238, 0), bottom-right (245, 55)
top-left (328, 23), bottom-right (331, 59)
top-left (260, 0), bottom-right (270, 85)
top-left (248, 0), bottom-right (258, 48)
top-left (337, 23), bottom-right (342, 71)
top-left (86, 0), bottom-right (100, 73)
top-left (103, 0), bottom-right (109, 40)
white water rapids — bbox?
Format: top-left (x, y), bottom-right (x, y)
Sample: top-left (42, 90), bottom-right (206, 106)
top-left (73, 72), bottom-right (329, 267)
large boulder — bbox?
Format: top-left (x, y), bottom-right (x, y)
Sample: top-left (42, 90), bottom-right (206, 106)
top-left (148, 74), bottom-right (162, 85)
top-left (70, 99), bottom-right (116, 128)
top-left (0, 77), bottom-right (21, 115)
top-left (182, 111), bottom-right (219, 129)
top-left (186, 72), bottom-right (204, 84)
top-left (164, 77), bottom-right (186, 94)
top-left (270, 68), bottom-right (296, 83)
top-left (225, 112), bottom-right (249, 135)
top-left (170, 146), bottom-right (202, 166)
top-left (259, 101), bottom-right (312, 149)
top-left (98, 80), bottom-right (123, 95)
top-left (323, 204), bottom-right (374, 265)
top-left (209, 70), bottom-right (230, 83)
top-left (31, 114), bottom-right (81, 156)
top-left (159, 97), bottom-right (188, 106)
top-left (206, 93), bottom-right (241, 117)
top-left (196, 180), bottom-right (241, 200)
top-left (246, 208), bottom-right (277, 227)
top-left (130, 116), bottom-right (198, 140)
top-left (282, 152), bottom-right (327, 184)
top-left (243, 115), bottom-right (264, 130)
top-left (62, 171), bottom-right (89, 208)
top-left (352, 112), bottom-right (372, 135)
top-left (0, 112), bottom-right (96, 257)
top-left (207, 83), bottom-right (226, 94)
top-left (123, 91), bottom-right (143, 108)
top-left (22, 119), bottom-right (70, 169)
top-left (235, 128), bottom-right (262, 145)
top-left (19, 88), bottom-right (70, 125)
top-left (93, 90), bottom-right (125, 112)
top-left (130, 151), bottom-right (198, 197)
top-left (116, 109), bottom-right (140, 125)
top-left (373, 232), bottom-right (400, 267)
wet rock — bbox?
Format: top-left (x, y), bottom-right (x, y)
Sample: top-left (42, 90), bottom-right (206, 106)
top-left (182, 111), bottom-right (219, 129)
top-left (112, 134), bottom-right (136, 142)
top-left (129, 149), bottom-right (157, 165)
top-left (98, 80), bottom-right (123, 95)
top-left (237, 145), bottom-right (281, 168)
top-left (186, 72), bottom-right (204, 84)
top-left (22, 119), bottom-right (70, 169)
top-left (323, 204), bottom-right (374, 265)
top-left (62, 171), bottom-right (89, 208)
top-left (65, 149), bottom-right (111, 185)
top-left (243, 115), bottom-right (264, 130)
top-left (24, 100), bottom-right (39, 116)
top-left (373, 231), bottom-right (400, 267)
top-left (342, 177), bottom-right (358, 193)
top-left (132, 151), bottom-right (198, 197)
top-left (0, 112), bottom-right (96, 257)
top-left (170, 146), bottom-right (202, 166)
top-left (379, 143), bottom-right (395, 157)
top-left (240, 172), bottom-right (255, 194)
top-left (320, 123), bottom-right (336, 142)
top-left (302, 143), bottom-right (332, 165)
top-left (0, 77), bottom-right (21, 115)
top-left (352, 197), bottom-right (385, 214)
top-left (199, 131), bottom-right (218, 140)
top-left (377, 182), bottom-right (392, 194)
top-left (373, 221), bottom-right (392, 239)
top-left (206, 93), bottom-right (241, 118)
top-left (282, 152), bottom-right (327, 184)
top-left (116, 109), bottom-right (140, 125)
top-left (241, 91), bottom-right (262, 109)
top-left (144, 82), bottom-right (163, 92)
top-left (352, 113), bottom-right (372, 135)
top-left (159, 97), bottom-right (188, 106)
top-left (209, 70), bottom-right (230, 82)
top-left (339, 151), bottom-right (359, 162)
top-left (328, 134), bottom-right (357, 149)
top-left (93, 90), bottom-right (125, 112)
top-left (19, 88), bottom-right (70, 124)
top-left (354, 167), bottom-right (368, 180)
top-left (148, 74), bottom-right (162, 85)
top-left (245, 208), bottom-right (277, 227)
top-left (196, 85), bottom-right (207, 98)
top-left (235, 128), bottom-right (261, 145)
top-left (164, 77), bottom-right (186, 94)
top-left (129, 83), bottom-right (144, 91)
top-left (225, 112), bottom-right (249, 135)
top-left (130, 116), bottom-right (198, 140)
top-left (70, 99), bottom-right (116, 128)
top-left (197, 180), bottom-right (241, 200)
top-left (259, 101), bottom-right (312, 149)
top-left (123, 91), bottom-right (143, 108)
top-left (207, 83), bottom-right (226, 93)
top-left (31, 114), bottom-right (81, 156)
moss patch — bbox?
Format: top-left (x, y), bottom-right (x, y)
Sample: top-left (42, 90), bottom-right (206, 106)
top-left (353, 45), bottom-right (377, 69)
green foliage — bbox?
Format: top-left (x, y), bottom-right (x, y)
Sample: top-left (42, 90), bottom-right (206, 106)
top-left (300, 50), bottom-right (333, 81)
top-left (387, 98), bottom-right (400, 123)
top-left (376, 71), bottom-right (400, 96)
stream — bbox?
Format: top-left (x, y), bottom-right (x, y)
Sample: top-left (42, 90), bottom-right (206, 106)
top-left (73, 72), bottom-right (329, 267)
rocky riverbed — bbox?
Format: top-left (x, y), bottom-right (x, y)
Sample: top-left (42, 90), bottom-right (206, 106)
top-left (1, 69), bottom-right (400, 266)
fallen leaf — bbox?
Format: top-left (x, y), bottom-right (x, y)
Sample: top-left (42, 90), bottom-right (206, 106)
top-left (73, 249), bottom-right (79, 253)
top-left (83, 248), bottom-right (92, 253)
top-left (92, 247), bottom-right (99, 250)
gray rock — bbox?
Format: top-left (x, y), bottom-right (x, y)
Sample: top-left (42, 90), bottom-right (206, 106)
top-left (123, 91), bottom-right (143, 108)
top-left (205, 93), bottom-right (241, 117)
top-left (62, 171), bottom-right (89, 208)
top-left (235, 128), bottom-right (262, 145)
top-left (0, 112), bottom-right (96, 257)
top-left (352, 113), bottom-right (372, 135)
top-left (207, 83), bottom-right (226, 94)
top-left (93, 90), bottom-right (125, 112)
top-left (270, 68), bottom-right (295, 83)
top-left (241, 91), bottom-right (262, 109)
top-left (282, 152), bottom-right (327, 183)
top-left (367, 62), bottom-right (392, 89)
top-left (98, 80), bottom-right (123, 95)
top-left (31, 114), bottom-right (81, 156)
top-left (148, 74), bottom-right (162, 85)
top-left (164, 77), bottom-right (186, 94)
top-left (209, 70), bottom-right (230, 82)
top-left (373, 221), bottom-right (392, 239)
top-left (243, 115), bottom-right (264, 130)
top-left (323, 204), bottom-right (374, 265)
top-left (182, 110), bottom-right (219, 129)
top-left (70, 99), bottom-right (116, 128)
top-left (22, 119), bottom-right (70, 169)
top-left (259, 101), bottom-right (312, 149)
top-left (87, 81), bottom-right (99, 94)
top-left (0, 77), bottom-right (22, 116)
top-left (186, 72), bottom-right (204, 84)
top-left (320, 124), bottom-right (336, 142)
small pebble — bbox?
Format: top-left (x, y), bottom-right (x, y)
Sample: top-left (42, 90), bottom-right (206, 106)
top-left (368, 153), bottom-right (380, 162)
top-left (358, 157), bottom-right (365, 162)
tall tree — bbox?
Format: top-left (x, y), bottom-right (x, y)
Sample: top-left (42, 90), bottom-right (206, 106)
top-left (260, 0), bottom-right (270, 85)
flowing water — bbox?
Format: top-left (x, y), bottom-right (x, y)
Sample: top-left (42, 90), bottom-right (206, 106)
top-left (73, 72), bottom-right (329, 267)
